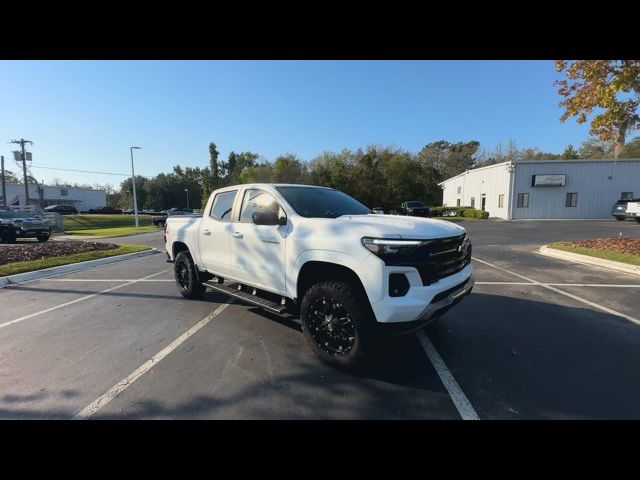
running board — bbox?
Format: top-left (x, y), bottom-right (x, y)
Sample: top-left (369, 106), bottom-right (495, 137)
top-left (203, 281), bottom-right (287, 314)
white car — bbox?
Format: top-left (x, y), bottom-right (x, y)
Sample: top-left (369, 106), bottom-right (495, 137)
top-left (164, 184), bottom-right (473, 369)
top-left (626, 201), bottom-right (640, 223)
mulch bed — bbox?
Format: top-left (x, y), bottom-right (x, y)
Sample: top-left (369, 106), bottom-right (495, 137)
top-left (569, 237), bottom-right (640, 256)
top-left (0, 241), bottom-right (118, 265)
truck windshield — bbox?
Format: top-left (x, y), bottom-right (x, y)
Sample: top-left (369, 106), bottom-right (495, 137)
top-left (276, 186), bottom-right (370, 218)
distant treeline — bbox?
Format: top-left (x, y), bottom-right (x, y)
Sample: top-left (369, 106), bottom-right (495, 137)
top-left (102, 136), bottom-right (640, 211)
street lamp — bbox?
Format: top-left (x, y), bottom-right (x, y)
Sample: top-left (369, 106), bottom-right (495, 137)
top-left (185, 188), bottom-right (189, 210)
top-left (130, 146), bottom-right (141, 227)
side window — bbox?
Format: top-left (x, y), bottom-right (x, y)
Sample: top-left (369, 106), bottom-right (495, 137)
top-left (239, 189), bottom-right (283, 223)
top-left (209, 190), bottom-right (237, 221)
top-left (621, 192), bottom-right (633, 200)
top-left (517, 193), bottom-right (529, 208)
top-left (456, 198), bottom-right (461, 207)
top-left (470, 197), bottom-right (475, 208)
top-left (498, 194), bottom-right (504, 208)
top-left (565, 192), bottom-right (578, 208)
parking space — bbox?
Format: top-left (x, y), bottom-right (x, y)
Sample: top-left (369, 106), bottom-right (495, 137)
top-left (1, 221), bottom-right (639, 419)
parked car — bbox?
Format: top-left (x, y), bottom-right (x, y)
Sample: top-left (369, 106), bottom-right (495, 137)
top-left (45, 204), bottom-right (78, 215)
top-left (611, 198), bottom-right (640, 220)
top-left (88, 206), bottom-right (123, 214)
top-left (151, 208), bottom-right (194, 228)
top-left (122, 208), bottom-right (134, 215)
top-left (371, 207), bottom-right (384, 214)
top-left (398, 201), bottom-right (430, 217)
top-left (625, 200), bottom-right (640, 223)
top-left (164, 184), bottom-right (473, 369)
top-left (0, 210), bottom-right (51, 242)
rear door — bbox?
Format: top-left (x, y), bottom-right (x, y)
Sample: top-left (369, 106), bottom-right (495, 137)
top-left (199, 189), bottom-right (238, 277)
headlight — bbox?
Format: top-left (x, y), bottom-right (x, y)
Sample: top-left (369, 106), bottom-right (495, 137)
top-left (361, 237), bottom-right (424, 256)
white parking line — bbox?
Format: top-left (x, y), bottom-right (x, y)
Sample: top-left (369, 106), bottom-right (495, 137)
top-left (416, 330), bottom-right (480, 420)
top-left (73, 300), bottom-right (234, 420)
top-left (41, 279), bottom-right (173, 282)
top-left (0, 270), bottom-right (170, 330)
top-left (476, 281), bottom-right (640, 287)
top-left (473, 257), bottom-right (640, 326)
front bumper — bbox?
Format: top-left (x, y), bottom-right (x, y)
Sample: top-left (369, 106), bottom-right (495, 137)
top-left (370, 263), bottom-right (474, 328)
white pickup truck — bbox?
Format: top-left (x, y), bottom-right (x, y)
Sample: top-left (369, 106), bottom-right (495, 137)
top-left (626, 201), bottom-right (640, 223)
top-left (164, 184), bottom-right (474, 369)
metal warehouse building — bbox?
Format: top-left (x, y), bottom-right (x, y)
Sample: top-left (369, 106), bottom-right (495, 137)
top-left (439, 159), bottom-right (640, 219)
top-left (0, 183), bottom-right (106, 211)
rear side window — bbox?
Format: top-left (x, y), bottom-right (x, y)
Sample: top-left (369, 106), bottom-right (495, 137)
top-left (210, 190), bottom-right (237, 221)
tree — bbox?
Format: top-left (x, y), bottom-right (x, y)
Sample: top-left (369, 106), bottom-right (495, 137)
top-left (619, 136), bottom-right (640, 158)
top-left (418, 140), bottom-right (480, 179)
top-left (560, 144), bottom-right (579, 160)
top-left (578, 138), bottom-right (613, 159)
top-left (221, 151), bottom-right (259, 185)
top-left (272, 154), bottom-right (306, 184)
top-left (554, 60), bottom-right (640, 158)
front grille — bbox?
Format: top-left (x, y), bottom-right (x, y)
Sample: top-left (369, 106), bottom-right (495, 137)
top-left (416, 234), bottom-right (471, 285)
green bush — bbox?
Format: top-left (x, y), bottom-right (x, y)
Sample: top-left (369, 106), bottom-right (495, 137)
top-left (430, 206), bottom-right (488, 219)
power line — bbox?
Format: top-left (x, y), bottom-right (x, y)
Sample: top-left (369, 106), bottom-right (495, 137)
top-left (29, 164), bottom-right (152, 178)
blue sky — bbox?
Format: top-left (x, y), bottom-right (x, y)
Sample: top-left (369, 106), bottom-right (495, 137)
top-left (0, 60), bottom-right (591, 188)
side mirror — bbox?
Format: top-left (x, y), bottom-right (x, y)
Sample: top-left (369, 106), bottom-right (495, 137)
top-left (252, 210), bottom-right (279, 225)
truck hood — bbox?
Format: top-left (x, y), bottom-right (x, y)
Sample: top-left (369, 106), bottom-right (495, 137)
top-left (335, 214), bottom-right (465, 239)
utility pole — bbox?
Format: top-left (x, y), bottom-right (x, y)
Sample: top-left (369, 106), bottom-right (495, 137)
top-left (130, 146), bottom-right (142, 228)
top-left (10, 138), bottom-right (33, 206)
top-left (1, 156), bottom-right (6, 208)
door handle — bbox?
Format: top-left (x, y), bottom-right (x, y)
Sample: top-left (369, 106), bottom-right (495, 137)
top-left (203, 229), bottom-right (211, 236)
top-left (231, 231), bottom-right (243, 239)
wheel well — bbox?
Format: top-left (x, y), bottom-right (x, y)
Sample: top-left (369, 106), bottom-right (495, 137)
top-left (297, 261), bottom-right (367, 302)
top-left (172, 241), bottom-right (190, 259)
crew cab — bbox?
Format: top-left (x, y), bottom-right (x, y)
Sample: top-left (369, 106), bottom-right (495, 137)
top-left (164, 184), bottom-right (473, 369)
top-left (0, 210), bottom-right (51, 242)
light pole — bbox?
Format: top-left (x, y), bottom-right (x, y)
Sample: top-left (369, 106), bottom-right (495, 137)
top-left (185, 188), bottom-right (189, 210)
top-left (130, 146), bottom-right (141, 227)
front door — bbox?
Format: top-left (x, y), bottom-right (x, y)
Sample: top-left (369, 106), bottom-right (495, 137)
top-left (199, 189), bottom-right (238, 277)
top-left (231, 188), bottom-right (287, 294)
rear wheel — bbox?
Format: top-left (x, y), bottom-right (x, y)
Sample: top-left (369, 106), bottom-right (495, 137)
top-left (37, 234), bottom-right (50, 242)
top-left (615, 216), bottom-right (626, 221)
top-left (300, 281), bottom-right (374, 370)
top-left (174, 250), bottom-right (205, 299)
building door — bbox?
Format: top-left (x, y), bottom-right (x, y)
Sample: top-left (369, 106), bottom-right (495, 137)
top-left (481, 194), bottom-right (486, 211)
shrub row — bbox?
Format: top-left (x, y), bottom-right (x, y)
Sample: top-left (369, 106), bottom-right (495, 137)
top-left (430, 206), bottom-right (489, 219)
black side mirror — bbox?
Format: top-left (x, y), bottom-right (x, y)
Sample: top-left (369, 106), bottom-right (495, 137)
top-left (252, 210), bottom-right (279, 226)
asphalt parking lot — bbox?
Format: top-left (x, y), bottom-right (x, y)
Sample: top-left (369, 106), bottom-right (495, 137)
top-left (1, 219), bottom-right (639, 419)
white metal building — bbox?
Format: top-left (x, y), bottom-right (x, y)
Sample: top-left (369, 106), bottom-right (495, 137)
top-left (0, 183), bottom-right (106, 212)
top-left (439, 159), bottom-right (640, 219)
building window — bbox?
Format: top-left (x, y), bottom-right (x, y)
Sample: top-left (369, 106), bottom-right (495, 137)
top-left (456, 198), bottom-right (461, 207)
top-left (565, 192), bottom-right (578, 207)
top-left (470, 197), bottom-right (475, 208)
top-left (621, 192), bottom-right (634, 200)
top-left (457, 186), bottom-right (461, 194)
top-left (498, 194), bottom-right (504, 208)
top-left (517, 193), bottom-right (529, 208)
top-left (60, 188), bottom-right (68, 196)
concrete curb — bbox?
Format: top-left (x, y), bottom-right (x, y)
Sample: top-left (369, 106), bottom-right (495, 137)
top-left (538, 245), bottom-right (640, 277)
top-left (0, 248), bottom-right (160, 288)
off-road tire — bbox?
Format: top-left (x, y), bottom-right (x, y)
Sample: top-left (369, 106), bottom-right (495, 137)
top-left (174, 250), bottom-right (206, 299)
top-left (300, 280), bottom-right (375, 370)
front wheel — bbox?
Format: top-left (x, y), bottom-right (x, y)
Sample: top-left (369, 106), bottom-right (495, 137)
top-left (37, 234), bottom-right (50, 242)
top-left (300, 281), bottom-right (374, 370)
top-left (615, 216), bottom-right (626, 221)
top-left (174, 250), bottom-right (205, 299)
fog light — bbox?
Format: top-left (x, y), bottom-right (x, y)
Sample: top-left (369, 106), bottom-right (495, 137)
top-left (389, 273), bottom-right (410, 297)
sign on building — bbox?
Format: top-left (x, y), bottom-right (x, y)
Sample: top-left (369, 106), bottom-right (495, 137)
top-left (531, 174), bottom-right (566, 187)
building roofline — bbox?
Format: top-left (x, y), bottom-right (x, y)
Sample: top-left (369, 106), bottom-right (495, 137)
top-left (3, 183), bottom-right (105, 192)
top-left (513, 158), bottom-right (640, 164)
top-left (438, 160), bottom-right (512, 185)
